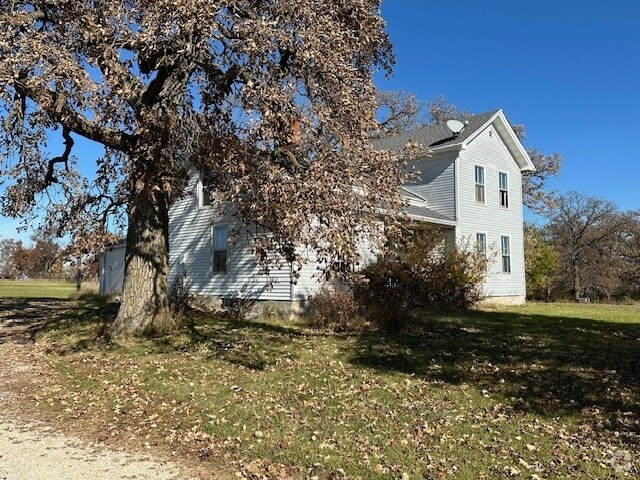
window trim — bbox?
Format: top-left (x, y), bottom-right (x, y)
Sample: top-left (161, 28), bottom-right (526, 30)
top-left (212, 224), bottom-right (229, 274)
top-left (500, 234), bottom-right (511, 274)
top-left (498, 171), bottom-right (509, 209)
top-left (474, 164), bottom-right (486, 205)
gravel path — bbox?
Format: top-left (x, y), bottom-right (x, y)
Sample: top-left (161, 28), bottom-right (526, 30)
top-left (0, 298), bottom-right (199, 480)
top-left (0, 419), bottom-right (186, 480)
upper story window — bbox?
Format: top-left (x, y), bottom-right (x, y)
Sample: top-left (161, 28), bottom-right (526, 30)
top-left (476, 232), bottom-right (487, 257)
top-left (212, 225), bottom-right (228, 273)
top-left (474, 165), bottom-right (485, 204)
top-left (499, 172), bottom-right (509, 208)
top-left (197, 179), bottom-right (211, 208)
top-left (501, 235), bottom-right (511, 273)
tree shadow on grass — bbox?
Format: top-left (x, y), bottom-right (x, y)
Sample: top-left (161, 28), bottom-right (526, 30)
top-left (3, 296), bottom-right (309, 371)
top-left (347, 309), bottom-right (640, 444)
top-left (154, 316), bottom-right (309, 370)
top-left (0, 296), bottom-right (117, 348)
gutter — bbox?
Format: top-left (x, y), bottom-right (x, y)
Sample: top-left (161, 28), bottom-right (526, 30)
top-left (402, 143), bottom-right (463, 162)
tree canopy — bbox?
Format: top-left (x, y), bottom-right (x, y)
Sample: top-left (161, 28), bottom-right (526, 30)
top-left (547, 191), bottom-right (638, 300)
top-left (1, 1), bottom-right (406, 334)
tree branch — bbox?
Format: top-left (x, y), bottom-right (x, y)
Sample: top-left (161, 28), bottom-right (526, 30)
top-left (3, 90), bottom-right (26, 131)
top-left (195, 56), bottom-right (249, 94)
top-left (45, 126), bottom-right (73, 185)
top-left (13, 78), bottom-right (135, 151)
top-left (5, 7), bottom-right (143, 114)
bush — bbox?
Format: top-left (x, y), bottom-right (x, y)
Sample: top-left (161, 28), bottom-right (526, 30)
top-left (169, 279), bottom-right (191, 314)
top-left (357, 230), bottom-right (487, 331)
top-left (222, 298), bottom-right (256, 320)
top-left (309, 285), bottom-right (360, 332)
top-left (354, 258), bottom-right (415, 332)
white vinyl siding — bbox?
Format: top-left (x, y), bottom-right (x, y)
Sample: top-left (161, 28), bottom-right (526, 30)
top-left (293, 233), bottom-right (379, 301)
top-left (499, 171), bottom-right (509, 208)
top-left (403, 153), bottom-right (456, 219)
top-left (99, 244), bottom-right (125, 295)
top-left (456, 123), bottom-right (526, 298)
top-left (169, 170), bottom-right (291, 301)
top-left (474, 165), bottom-right (485, 204)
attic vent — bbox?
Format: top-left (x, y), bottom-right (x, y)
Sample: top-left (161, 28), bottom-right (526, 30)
top-left (489, 130), bottom-right (493, 137)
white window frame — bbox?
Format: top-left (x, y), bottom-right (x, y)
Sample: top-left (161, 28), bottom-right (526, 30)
top-left (500, 235), bottom-right (511, 274)
top-left (212, 224), bottom-right (228, 274)
top-left (475, 232), bottom-right (487, 258)
top-left (498, 171), bottom-right (509, 209)
top-left (474, 164), bottom-right (485, 204)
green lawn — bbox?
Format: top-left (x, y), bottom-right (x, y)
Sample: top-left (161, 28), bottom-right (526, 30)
top-left (0, 279), bottom-right (78, 298)
top-left (502, 301), bottom-right (640, 324)
top-left (26, 301), bottom-right (640, 479)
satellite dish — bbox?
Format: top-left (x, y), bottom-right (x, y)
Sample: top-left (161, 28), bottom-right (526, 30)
top-left (446, 119), bottom-right (466, 135)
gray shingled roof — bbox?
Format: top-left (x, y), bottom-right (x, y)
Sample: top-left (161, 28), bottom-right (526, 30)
top-left (373, 110), bottom-right (499, 155)
top-left (400, 182), bottom-right (455, 223)
top-left (399, 186), bottom-right (425, 202)
top-left (404, 204), bottom-right (455, 223)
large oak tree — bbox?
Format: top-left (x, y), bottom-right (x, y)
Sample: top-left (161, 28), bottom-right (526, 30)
top-left (0, 1), bottom-right (407, 335)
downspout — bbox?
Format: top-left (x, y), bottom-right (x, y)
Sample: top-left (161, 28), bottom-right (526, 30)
top-left (454, 154), bottom-right (461, 243)
top-left (289, 262), bottom-right (295, 302)
top-left (99, 253), bottom-right (104, 295)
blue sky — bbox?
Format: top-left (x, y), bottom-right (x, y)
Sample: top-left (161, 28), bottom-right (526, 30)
top-left (379, 0), bottom-right (640, 218)
top-left (2, 0), bottom-right (639, 243)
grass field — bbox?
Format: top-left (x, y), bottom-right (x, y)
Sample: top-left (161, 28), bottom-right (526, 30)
top-left (0, 279), bottom-right (98, 299)
top-left (0, 279), bottom-right (77, 298)
top-left (14, 301), bottom-right (640, 479)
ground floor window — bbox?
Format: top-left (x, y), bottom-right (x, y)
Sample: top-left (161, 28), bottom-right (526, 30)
top-left (476, 232), bottom-right (487, 257)
top-left (213, 225), bottom-right (228, 273)
top-left (501, 235), bottom-right (511, 273)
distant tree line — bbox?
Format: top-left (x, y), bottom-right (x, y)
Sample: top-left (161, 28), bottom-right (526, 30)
top-left (525, 191), bottom-right (640, 301)
top-left (0, 232), bottom-right (62, 279)
top-left (0, 232), bottom-right (99, 281)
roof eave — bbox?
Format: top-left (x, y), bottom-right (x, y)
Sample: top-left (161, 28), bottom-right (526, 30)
top-left (408, 214), bottom-right (457, 227)
top-left (428, 143), bottom-right (464, 154)
top-left (404, 143), bottom-right (462, 162)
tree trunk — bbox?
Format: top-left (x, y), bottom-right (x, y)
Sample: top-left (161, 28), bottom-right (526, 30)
top-left (111, 186), bottom-right (175, 336)
top-left (75, 253), bottom-right (81, 292)
top-left (571, 254), bottom-right (580, 301)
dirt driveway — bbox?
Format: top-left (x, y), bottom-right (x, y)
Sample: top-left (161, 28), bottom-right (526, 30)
top-left (0, 298), bottom-right (198, 480)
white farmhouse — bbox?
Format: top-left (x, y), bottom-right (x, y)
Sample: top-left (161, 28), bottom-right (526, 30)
top-left (374, 109), bottom-right (535, 303)
top-left (100, 109), bottom-right (534, 308)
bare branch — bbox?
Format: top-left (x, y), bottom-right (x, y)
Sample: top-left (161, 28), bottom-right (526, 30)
top-left (45, 127), bottom-right (73, 185)
top-left (3, 90), bottom-right (26, 131)
top-left (13, 78), bottom-right (135, 151)
top-left (195, 57), bottom-right (249, 94)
